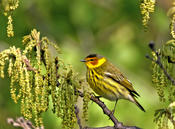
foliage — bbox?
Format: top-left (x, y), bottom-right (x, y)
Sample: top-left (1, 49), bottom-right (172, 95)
top-left (0, 29), bottom-right (90, 128)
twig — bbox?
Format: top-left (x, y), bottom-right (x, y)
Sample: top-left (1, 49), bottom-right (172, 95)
top-left (7, 117), bottom-right (44, 129)
top-left (75, 105), bottom-right (83, 129)
top-left (23, 58), bottom-right (37, 72)
top-left (77, 90), bottom-right (141, 129)
top-left (146, 41), bottom-right (175, 85)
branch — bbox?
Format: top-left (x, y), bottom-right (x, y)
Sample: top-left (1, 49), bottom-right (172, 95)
top-left (7, 92), bottom-right (141, 129)
top-left (146, 41), bottom-right (175, 85)
top-left (7, 117), bottom-right (44, 129)
top-left (77, 90), bottom-right (141, 129)
top-left (23, 58), bottom-right (37, 72)
top-left (75, 105), bottom-right (83, 129)
top-left (84, 126), bottom-right (115, 129)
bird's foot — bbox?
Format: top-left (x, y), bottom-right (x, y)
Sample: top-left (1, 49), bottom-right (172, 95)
top-left (90, 93), bottom-right (101, 99)
top-left (95, 95), bottom-right (102, 99)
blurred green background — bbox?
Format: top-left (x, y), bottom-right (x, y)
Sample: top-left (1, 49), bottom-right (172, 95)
top-left (0, 0), bottom-right (172, 129)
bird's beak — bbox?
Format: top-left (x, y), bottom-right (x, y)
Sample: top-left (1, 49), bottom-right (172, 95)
top-left (80, 59), bottom-right (86, 62)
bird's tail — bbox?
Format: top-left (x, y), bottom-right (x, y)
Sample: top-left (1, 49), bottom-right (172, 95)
top-left (129, 95), bottom-right (145, 112)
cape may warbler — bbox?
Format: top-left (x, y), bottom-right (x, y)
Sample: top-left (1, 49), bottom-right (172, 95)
top-left (81, 54), bottom-right (145, 112)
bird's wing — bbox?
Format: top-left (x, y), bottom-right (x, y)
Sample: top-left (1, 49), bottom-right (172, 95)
top-left (104, 64), bottom-right (140, 97)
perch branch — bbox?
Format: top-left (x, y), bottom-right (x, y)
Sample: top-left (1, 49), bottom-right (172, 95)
top-left (146, 41), bottom-right (175, 85)
top-left (84, 126), bottom-right (116, 129)
top-left (77, 90), bottom-right (141, 129)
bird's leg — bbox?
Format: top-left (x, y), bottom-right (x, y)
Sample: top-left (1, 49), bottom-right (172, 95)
top-left (90, 93), bottom-right (102, 105)
top-left (112, 99), bottom-right (118, 115)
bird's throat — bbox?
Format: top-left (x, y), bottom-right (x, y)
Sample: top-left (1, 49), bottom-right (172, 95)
top-left (87, 57), bottom-right (106, 68)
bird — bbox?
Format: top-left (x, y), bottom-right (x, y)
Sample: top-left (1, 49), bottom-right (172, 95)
top-left (81, 54), bottom-right (145, 113)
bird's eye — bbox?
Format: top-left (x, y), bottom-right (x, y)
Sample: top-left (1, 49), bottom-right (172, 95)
top-left (89, 59), bottom-right (94, 61)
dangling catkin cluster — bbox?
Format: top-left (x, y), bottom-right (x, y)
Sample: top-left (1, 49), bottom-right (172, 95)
top-left (140, 0), bottom-right (156, 28)
top-left (152, 41), bottom-right (175, 102)
top-left (0, 0), bottom-right (19, 37)
top-left (151, 7), bottom-right (175, 102)
top-left (82, 84), bottom-right (90, 122)
top-left (7, 15), bottom-right (14, 37)
top-left (0, 29), bottom-right (88, 128)
top-left (152, 50), bottom-right (166, 102)
top-left (151, 41), bottom-right (175, 128)
top-left (150, 2), bottom-right (175, 128)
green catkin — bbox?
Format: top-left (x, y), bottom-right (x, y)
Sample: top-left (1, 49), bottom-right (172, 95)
top-left (43, 40), bottom-right (51, 71)
top-left (23, 40), bottom-right (36, 55)
top-left (51, 59), bottom-right (57, 114)
top-left (170, 14), bottom-right (175, 39)
top-left (64, 75), bottom-right (70, 128)
top-left (83, 85), bottom-right (90, 122)
top-left (67, 70), bottom-right (77, 129)
top-left (7, 15), bottom-right (14, 37)
top-left (1, 0), bottom-right (19, 37)
top-left (34, 71), bottom-right (44, 127)
top-left (10, 75), bottom-right (18, 103)
top-left (24, 64), bottom-right (33, 119)
top-left (42, 37), bottom-right (61, 54)
top-left (40, 63), bottom-right (49, 112)
top-left (140, 0), bottom-right (156, 28)
top-left (56, 76), bottom-right (63, 118)
top-left (21, 65), bottom-right (28, 119)
top-left (8, 58), bottom-right (13, 77)
top-left (61, 81), bottom-right (67, 129)
top-left (36, 32), bottom-right (41, 73)
top-left (152, 52), bottom-right (165, 101)
top-left (0, 59), bottom-right (5, 78)
top-left (41, 75), bottom-right (49, 112)
top-left (156, 70), bottom-right (165, 102)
